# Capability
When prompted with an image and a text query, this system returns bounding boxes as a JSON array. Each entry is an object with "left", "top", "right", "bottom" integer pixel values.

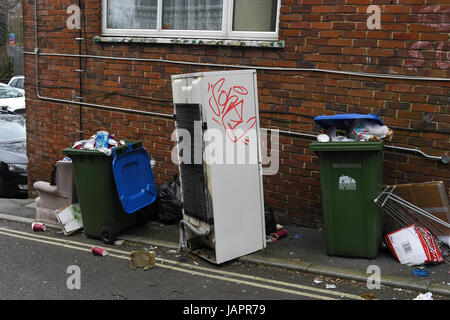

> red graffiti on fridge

[{"left": 208, "top": 78, "right": 256, "bottom": 145}]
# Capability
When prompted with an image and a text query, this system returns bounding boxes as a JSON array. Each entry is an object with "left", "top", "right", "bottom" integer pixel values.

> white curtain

[
  {"left": 107, "top": 0, "right": 158, "bottom": 29},
  {"left": 162, "top": 0, "right": 223, "bottom": 30}
]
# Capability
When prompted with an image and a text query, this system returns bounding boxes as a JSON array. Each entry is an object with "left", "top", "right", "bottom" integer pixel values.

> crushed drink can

[
  {"left": 92, "top": 247, "right": 108, "bottom": 257},
  {"left": 31, "top": 222, "right": 47, "bottom": 231}
]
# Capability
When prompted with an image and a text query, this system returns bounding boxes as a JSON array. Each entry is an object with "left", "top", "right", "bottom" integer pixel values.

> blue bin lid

[
  {"left": 112, "top": 145, "right": 157, "bottom": 214},
  {"left": 314, "top": 113, "right": 384, "bottom": 130}
]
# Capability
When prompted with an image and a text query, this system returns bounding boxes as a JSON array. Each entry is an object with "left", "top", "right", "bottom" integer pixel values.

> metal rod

[
  {"left": 384, "top": 145, "right": 449, "bottom": 164},
  {"left": 23, "top": 51, "right": 450, "bottom": 82}
]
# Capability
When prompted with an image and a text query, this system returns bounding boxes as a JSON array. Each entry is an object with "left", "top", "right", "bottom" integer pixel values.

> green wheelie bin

[
  {"left": 62, "top": 141, "right": 149, "bottom": 244},
  {"left": 310, "top": 141, "right": 384, "bottom": 258}
]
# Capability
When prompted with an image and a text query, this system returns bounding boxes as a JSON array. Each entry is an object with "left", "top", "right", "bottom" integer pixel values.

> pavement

[{"left": 1, "top": 197, "right": 449, "bottom": 297}]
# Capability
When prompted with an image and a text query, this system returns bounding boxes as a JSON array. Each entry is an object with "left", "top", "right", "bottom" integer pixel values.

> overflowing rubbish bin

[
  {"left": 310, "top": 114, "right": 386, "bottom": 258},
  {"left": 63, "top": 140, "right": 156, "bottom": 244}
]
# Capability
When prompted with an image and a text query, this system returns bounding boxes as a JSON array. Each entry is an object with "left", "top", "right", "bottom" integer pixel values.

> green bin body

[
  {"left": 62, "top": 141, "right": 144, "bottom": 244},
  {"left": 310, "top": 141, "right": 384, "bottom": 258}
]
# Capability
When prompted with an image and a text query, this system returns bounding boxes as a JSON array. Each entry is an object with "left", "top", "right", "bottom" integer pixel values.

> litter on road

[
  {"left": 130, "top": 251, "right": 156, "bottom": 271},
  {"left": 92, "top": 247, "right": 108, "bottom": 257},
  {"left": 31, "top": 222, "right": 46, "bottom": 232}
]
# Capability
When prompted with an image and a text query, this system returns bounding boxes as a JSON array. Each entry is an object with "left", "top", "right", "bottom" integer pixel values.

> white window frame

[{"left": 101, "top": 0, "right": 280, "bottom": 41}]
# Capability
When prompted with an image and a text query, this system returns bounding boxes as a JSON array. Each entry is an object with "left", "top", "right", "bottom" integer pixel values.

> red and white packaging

[
  {"left": 92, "top": 247, "right": 108, "bottom": 257},
  {"left": 31, "top": 222, "right": 47, "bottom": 232},
  {"left": 386, "top": 224, "right": 444, "bottom": 266}
]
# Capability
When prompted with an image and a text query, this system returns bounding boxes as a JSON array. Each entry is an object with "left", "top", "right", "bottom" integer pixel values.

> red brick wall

[{"left": 23, "top": 0, "right": 449, "bottom": 228}]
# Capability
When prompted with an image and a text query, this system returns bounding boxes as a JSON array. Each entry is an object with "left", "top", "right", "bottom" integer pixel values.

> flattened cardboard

[{"left": 55, "top": 204, "right": 83, "bottom": 236}]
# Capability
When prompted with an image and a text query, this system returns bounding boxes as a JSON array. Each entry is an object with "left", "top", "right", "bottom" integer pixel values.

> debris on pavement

[
  {"left": 114, "top": 240, "right": 124, "bottom": 246},
  {"left": 31, "top": 222, "right": 47, "bottom": 232},
  {"left": 394, "top": 288, "right": 413, "bottom": 293},
  {"left": 385, "top": 224, "right": 444, "bottom": 266},
  {"left": 130, "top": 251, "right": 156, "bottom": 271},
  {"left": 361, "top": 293, "right": 375, "bottom": 300},
  {"left": 55, "top": 204, "right": 83, "bottom": 236},
  {"left": 313, "top": 279, "right": 323, "bottom": 284},
  {"left": 325, "top": 284, "right": 337, "bottom": 289},
  {"left": 92, "top": 247, "right": 108, "bottom": 257},
  {"left": 413, "top": 267, "right": 429, "bottom": 277},
  {"left": 413, "top": 292, "right": 433, "bottom": 300},
  {"left": 266, "top": 224, "right": 287, "bottom": 243}
]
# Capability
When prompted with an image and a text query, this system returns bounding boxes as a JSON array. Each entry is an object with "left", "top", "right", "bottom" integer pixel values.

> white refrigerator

[{"left": 171, "top": 69, "right": 266, "bottom": 264}]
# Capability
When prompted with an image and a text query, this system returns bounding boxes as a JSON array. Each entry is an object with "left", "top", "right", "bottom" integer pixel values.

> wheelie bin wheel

[{"left": 101, "top": 227, "right": 116, "bottom": 244}]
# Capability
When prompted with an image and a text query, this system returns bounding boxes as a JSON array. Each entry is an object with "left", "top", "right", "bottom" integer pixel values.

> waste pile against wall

[{"left": 23, "top": 0, "right": 449, "bottom": 228}]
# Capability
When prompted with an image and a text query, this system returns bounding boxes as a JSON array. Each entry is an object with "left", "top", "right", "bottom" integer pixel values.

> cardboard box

[{"left": 386, "top": 224, "right": 444, "bottom": 266}]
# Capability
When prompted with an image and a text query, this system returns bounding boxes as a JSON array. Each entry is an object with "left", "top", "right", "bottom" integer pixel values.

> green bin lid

[{"left": 310, "top": 141, "right": 384, "bottom": 152}]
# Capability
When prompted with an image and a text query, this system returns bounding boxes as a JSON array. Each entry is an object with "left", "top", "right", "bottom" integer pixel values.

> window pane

[
  {"left": 233, "top": 0, "right": 277, "bottom": 32},
  {"left": 162, "top": 0, "right": 223, "bottom": 31},
  {"left": 107, "top": 0, "right": 158, "bottom": 29}
]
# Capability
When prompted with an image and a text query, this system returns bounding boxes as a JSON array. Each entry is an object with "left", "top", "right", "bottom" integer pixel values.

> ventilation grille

[{"left": 174, "top": 104, "right": 212, "bottom": 224}]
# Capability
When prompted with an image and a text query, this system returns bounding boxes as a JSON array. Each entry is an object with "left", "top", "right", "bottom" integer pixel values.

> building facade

[{"left": 23, "top": 0, "right": 449, "bottom": 228}]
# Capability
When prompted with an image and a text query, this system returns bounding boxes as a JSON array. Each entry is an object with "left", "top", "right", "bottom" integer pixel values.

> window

[
  {"left": 0, "top": 87, "right": 22, "bottom": 98},
  {"left": 102, "top": 0, "right": 280, "bottom": 40}
]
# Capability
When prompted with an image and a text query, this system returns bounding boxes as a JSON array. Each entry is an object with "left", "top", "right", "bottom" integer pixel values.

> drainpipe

[
  {"left": 76, "top": 0, "right": 83, "bottom": 140},
  {"left": 32, "top": 0, "right": 172, "bottom": 120}
]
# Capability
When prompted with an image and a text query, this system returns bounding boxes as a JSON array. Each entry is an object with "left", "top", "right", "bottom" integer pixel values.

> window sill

[{"left": 94, "top": 36, "right": 285, "bottom": 48}]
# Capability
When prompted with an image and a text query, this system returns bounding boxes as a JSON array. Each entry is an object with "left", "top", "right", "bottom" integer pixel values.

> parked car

[
  {"left": 7, "top": 76, "right": 25, "bottom": 95},
  {"left": 0, "top": 114, "right": 28, "bottom": 198},
  {"left": 0, "top": 83, "right": 25, "bottom": 116}
]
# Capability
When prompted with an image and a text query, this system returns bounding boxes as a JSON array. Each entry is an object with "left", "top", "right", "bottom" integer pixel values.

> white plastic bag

[
  {"left": 349, "top": 119, "right": 389, "bottom": 141},
  {"left": 413, "top": 292, "right": 433, "bottom": 300}
]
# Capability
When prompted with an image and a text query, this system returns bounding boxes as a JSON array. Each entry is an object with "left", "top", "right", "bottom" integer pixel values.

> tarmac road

[{"left": 0, "top": 219, "right": 447, "bottom": 306}]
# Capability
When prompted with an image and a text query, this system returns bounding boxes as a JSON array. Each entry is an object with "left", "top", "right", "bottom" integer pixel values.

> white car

[
  {"left": 0, "top": 83, "right": 25, "bottom": 116},
  {"left": 8, "top": 76, "right": 25, "bottom": 95}
]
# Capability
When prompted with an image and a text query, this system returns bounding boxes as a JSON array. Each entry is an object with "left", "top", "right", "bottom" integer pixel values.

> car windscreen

[
  {"left": 0, "top": 117, "right": 26, "bottom": 143},
  {"left": 0, "top": 87, "right": 23, "bottom": 98}
]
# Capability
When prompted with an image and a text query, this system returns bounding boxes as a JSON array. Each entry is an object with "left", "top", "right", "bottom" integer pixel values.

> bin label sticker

[
  {"left": 332, "top": 163, "right": 361, "bottom": 169},
  {"left": 339, "top": 175, "right": 356, "bottom": 191}
]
